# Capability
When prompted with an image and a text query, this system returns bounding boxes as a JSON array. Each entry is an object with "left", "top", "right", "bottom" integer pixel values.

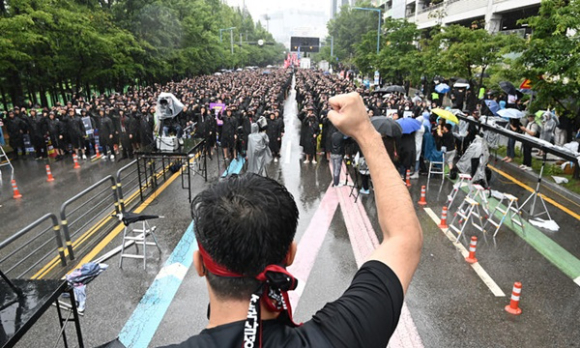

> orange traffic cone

[
  {"left": 418, "top": 185, "right": 427, "bottom": 205},
  {"left": 438, "top": 206, "right": 449, "bottom": 228},
  {"left": 505, "top": 282, "right": 522, "bottom": 315},
  {"left": 95, "top": 144, "right": 102, "bottom": 159},
  {"left": 45, "top": 164, "right": 55, "bottom": 182},
  {"left": 406, "top": 169, "right": 411, "bottom": 188},
  {"left": 465, "top": 236, "right": 478, "bottom": 263},
  {"left": 11, "top": 179, "right": 22, "bottom": 199},
  {"left": 73, "top": 153, "right": 81, "bottom": 169}
]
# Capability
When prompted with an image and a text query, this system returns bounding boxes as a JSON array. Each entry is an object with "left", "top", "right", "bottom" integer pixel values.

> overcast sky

[{"left": 227, "top": 0, "right": 331, "bottom": 23}]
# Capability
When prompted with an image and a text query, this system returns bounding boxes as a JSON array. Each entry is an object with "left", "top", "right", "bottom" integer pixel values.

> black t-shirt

[{"left": 159, "top": 261, "right": 404, "bottom": 348}]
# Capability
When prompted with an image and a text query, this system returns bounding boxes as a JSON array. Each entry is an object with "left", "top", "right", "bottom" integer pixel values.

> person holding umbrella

[{"left": 519, "top": 113, "right": 541, "bottom": 170}]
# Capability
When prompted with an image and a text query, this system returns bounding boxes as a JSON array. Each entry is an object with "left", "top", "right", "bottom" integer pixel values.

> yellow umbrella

[{"left": 432, "top": 108, "right": 459, "bottom": 124}]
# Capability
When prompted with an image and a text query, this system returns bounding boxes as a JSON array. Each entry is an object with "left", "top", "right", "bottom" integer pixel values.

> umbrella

[
  {"left": 497, "top": 108, "right": 525, "bottom": 119},
  {"left": 435, "top": 83, "right": 450, "bottom": 93},
  {"left": 454, "top": 78, "right": 470, "bottom": 89},
  {"left": 383, "top": 85, "right": 406, "bottom": 94},
  {"left": 484, "top": 100, "right": 500, "bottom": 116},
  {"left": 432, "top": 108, "right": 459, "bottom": 124},
  {"left": 371, "top": 116, "right": 402, "bottom": 138},
  {"left": 499, "top": 81, "right": 517, "bottom": 95},
  {"left": 372, "top": 87, "right": 388, "bottom": 94},
  {"left": 156, "top": 93, "right": 184, "bottom": 120},
  {"left": 396, "top": 117, "right": 422, "bottom": 134}
]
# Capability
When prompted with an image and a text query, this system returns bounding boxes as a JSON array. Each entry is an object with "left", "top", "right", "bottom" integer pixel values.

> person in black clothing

[
  {"left": 301, "top": 107, "right": 319, "bottom": 164},
  {"left": 98, "top": 109, "right": 115, "bottom": 160},
  {"left": 46, "top": 111, "right": 65, "bottom": 160},
  {"left": 266, "top": 111, "right": 284, "bottom": 162},
  {"left": 330, "top": 131, "right": 345, "bottom": 187},
  {"left": 30, "top": 109, "right": 48, "bottom": 159},
  {"left": 5, "top": 110, "right": 26, "bottom": 160},
  {"left": 65, "top": 108, "right": 87, "bottom": 160},
  {"left": 159, "top": 92, "right": 422, "bottom": 348},
  {"left": 220, "top": 108, "right": 238, "bottom": 160}
]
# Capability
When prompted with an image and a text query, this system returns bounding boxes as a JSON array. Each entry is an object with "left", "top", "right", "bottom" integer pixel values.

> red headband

[{"left": 197, "top": 243, "right": 301, "bottom": 348}]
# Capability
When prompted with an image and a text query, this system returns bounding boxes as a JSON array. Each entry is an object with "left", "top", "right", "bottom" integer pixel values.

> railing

[
  {"left": 417, "top": 1, "right": 445, "bottom": 14},
  {"left": 1, "top": 155, "right": 196, "bottom": 280},
  {"left": 60, "top": 175, "right": 120, "bottom": 261},
  {"left": 0, "top": 213, "right": 66, "bottom": 279}
]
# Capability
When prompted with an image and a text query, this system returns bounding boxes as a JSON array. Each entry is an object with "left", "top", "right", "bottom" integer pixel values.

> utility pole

[
  {"left": 263, "top": 14, "right": 271, "bottom": 32},
  {"left": 330, "top": 36, "right": 334, "bottom": 58},
  {"left": 230, "top": 29, "right": 234, "bottom": 54}
]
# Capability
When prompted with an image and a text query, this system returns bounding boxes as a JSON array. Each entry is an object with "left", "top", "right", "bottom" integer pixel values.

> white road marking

[
  {"left": 574, "top": 276, "right": 580, "bottom": 287},
  {"left": 285, "top": 141, "right": 292, "bottom": 164},
  {"left": 424, "top": 207, "right": 506, "bottom": 297}
]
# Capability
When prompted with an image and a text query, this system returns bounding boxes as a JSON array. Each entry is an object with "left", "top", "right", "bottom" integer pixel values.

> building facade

[{"left": 404, "top": 0, "right": 540, "bottom": 34}]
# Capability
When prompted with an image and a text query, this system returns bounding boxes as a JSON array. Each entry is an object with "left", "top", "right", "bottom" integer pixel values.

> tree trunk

[
  {"left": 39, "top": 87, "right": 49, "bottom": 107},
  {"left": 8, "top": 69, "right": 25, "bottom": 107},
  {"left": 0, "top": 84, "right": 8, "bottom": 109},
  {"left": 59, "top": 80, "right": 67, "bottom": 104}
]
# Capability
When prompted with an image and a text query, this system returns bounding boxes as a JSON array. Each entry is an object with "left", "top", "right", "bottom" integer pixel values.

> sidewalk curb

[{"left": 490, "top": 154, "right": 580, "bottom": 214}]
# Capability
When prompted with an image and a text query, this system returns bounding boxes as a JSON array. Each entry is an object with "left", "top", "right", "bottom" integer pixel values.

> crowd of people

[
  {"left": 2, "top": 68, "right": 579, "bottom": 186},
  {"left": 0, "top": 70, "right": 292, "bottom": 167}
]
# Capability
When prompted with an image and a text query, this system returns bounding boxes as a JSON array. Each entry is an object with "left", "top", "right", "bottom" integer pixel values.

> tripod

[{"left": 518, "top": 152, "right": 552, "bottom": 220}]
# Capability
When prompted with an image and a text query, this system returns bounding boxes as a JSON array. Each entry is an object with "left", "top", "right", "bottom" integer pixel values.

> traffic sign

[{"left": 520, "top": 79, "right": 532, "bottom": 89}]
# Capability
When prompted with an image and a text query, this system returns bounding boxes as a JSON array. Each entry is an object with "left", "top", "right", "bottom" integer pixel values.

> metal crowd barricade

[
  {"left": 0, "top": 213, "right": 67, "bottom": 279},
  {"left": 60, "top": 175, "right": 121, "bottom": 260}
]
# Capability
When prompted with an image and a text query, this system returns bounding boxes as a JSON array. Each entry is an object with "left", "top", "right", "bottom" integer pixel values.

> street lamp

[
  {"left": 353, "top": 7, "right": 382, "bottom": 55},
  {"left": 219, "top": 27, "right": 236, "bottom": 54}
]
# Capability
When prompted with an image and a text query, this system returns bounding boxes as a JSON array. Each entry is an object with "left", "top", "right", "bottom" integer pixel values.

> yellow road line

[
  {"left": 488, "top": 165, "right": 580, "bottom": 221},
  {"left": 32, "top": 159, "right": 185, "bottom": 279},
  {"left": 70, "top": 156, "right": 199, "bottom": 270}
]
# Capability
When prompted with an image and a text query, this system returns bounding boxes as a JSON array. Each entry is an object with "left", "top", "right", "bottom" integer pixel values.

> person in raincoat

[
  {"left": 456, "top": 134, "right": 490, "bottom": 187},
  {"left": 246, "top": 120, "right": 272, "bottom": 176}
]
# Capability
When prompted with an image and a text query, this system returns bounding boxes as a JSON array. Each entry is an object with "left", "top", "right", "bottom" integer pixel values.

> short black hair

[{"left": 191, "top": 174, "right": 299, "bottom": 300}]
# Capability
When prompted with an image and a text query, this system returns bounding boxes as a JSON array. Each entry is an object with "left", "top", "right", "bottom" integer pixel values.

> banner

[{"left": 210, "top": 103, "right": 226, "bottom": 126}]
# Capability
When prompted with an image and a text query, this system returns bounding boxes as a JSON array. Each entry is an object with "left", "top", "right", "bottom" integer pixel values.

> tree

[
  {"left": 421, "top": 25, "right": 523, "bottom": 88},
  {"left": 0, "top": 0, "right": 285, "bottom": 108},
  {"left": 513, "top": 0, "right": 580, "bottom": 113},
  {"left": 374, "top": 18, "right": 421, "bottom": 86},
  {"left": 326, "top": 2, "right": 380, "bottom": 65}
]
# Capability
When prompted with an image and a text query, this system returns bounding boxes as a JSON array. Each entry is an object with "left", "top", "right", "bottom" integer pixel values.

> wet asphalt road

[{"left": 2, "top": 83, "right": 580, "bottom": 348}]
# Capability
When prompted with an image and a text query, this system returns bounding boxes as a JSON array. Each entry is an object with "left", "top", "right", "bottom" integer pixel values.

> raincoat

[
  {"left": 247, "top": 123, "right": 272, "bottom": 176},
  {"left": 456, "top": 135, "right": 490, "bottom": 186}
]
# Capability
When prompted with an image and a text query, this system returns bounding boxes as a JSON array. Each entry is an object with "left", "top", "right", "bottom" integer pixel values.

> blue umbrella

[
  {"left": 484, "top": 99, "right": 500, "bottom": 116},
  {"left": 497, "top": 108, "right": 525, "bottom": 119},
  {"left": 396, "top": 118, "right": 422, "bottom": 134},
  {"left": 435, "top": 83, "right": 450, "bottom": 93}
]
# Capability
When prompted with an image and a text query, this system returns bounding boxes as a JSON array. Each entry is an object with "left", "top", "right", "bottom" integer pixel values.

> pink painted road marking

[
  {"left": 333, "top": 162, "right": 425, "bottom": 348},
  {"left": 288, "top": 185, "right": 339, "bottom": 310}
]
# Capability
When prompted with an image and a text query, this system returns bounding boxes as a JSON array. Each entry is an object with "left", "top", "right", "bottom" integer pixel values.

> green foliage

[
  {"left": 374, "top": 18, "right": 421, "bottom": 85},
  {"left": 512, "top": 0, "right": 580, "bottom": 113},
  {"left": 0, "top": 0, "right": 285, "bottom": 107},
  {"left": 421, "top": 25, "right": 523, "bottom": 84},
  {"left": 326, "top": 1, "right": 379, "bottom": 64}
]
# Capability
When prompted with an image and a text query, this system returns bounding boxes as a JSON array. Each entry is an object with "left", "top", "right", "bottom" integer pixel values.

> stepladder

[
  {"left": 118, "top": 212, "right": 162, "bottom": 269},
  {"left": 0, "top": 145, "right": 15, "bottom": 183},
  {"left": 447, "top": 173, "right": 472, "bottom": 210},
  {"left": 483, "top": 193, "right": 526, "bottom": 237},
  {"left": 449, "top": 197, "right": 485, "bottom": 243}
]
